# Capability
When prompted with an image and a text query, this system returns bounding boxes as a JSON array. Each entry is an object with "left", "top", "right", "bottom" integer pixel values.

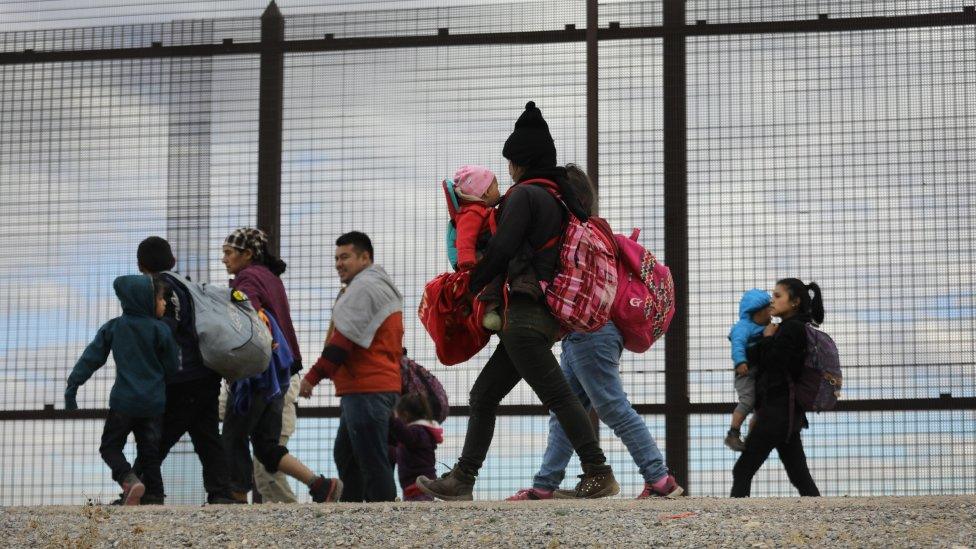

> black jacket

[
  {"left": 470, "top": 167, "right": 587, "bottom": 295},
  {"left": 748, "top": 313, "right": 810, "bottom": 431}
]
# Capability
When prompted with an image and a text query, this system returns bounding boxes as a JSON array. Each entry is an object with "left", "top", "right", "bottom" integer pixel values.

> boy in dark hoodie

[
  {"left": 724, "top": 288, "right": 772, "bottom": 452},
  {"left": 388, "top": 393, "right": 444, "bottom": 502},
  {"left": 65, "top": 274, "right": 179, "bottom": 505}
]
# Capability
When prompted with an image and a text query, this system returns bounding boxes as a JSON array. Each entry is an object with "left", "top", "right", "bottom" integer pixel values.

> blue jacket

[
  {"left": 728, "top": 288, "right": 771, "bottom": 367},
  {"left": 66, "top": 275, "right": 179, "bottom": 417}
]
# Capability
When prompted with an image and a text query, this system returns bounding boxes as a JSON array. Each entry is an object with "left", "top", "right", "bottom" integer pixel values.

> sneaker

[
  {"left": 415, "top": 467, "right": 476, "bottom": 501},
  {"left": 309, "top": 475, "right": 343, "bottom": 503},
  {"left": 120, "top": 473, "right": 145, "bottom": 506},
  {"left": 506, "top": 487, "right": 554, "bottom": 501},
  {"left": 206, "top": 494, "right": 242, "bottom": 505},
  {"left": 725, "top": 429, "right": 746, "bottom": 452},
  {"left": 637, "top": 473, "right": 684, "bottom": 499},
  {"left": 482, "top": 311, "right": 503, "bottom": 332},
  {"left": 140, "top": 493, "right": 165, "bottom": 505},
  {"left": 572, "top": 464, "right": 620, "bottom": 499}
]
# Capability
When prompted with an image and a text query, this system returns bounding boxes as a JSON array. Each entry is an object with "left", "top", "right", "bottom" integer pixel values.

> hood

[
  {"left": 738, "top": 288, "right": 771, "bottom": 320},
  {"left": 409, "top": 419, "right": 444, "bottom": 444},
  {"left": 114, "top": 274, "right": 156, "bottom": 317}
]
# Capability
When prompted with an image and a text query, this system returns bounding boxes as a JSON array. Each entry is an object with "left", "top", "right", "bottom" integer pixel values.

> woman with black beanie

[
  {"left": 417, "top": 102, "right": 618, "bottom": 500},
  {"left": 730, "top": 278, "right": 823, "bottom": 497}
]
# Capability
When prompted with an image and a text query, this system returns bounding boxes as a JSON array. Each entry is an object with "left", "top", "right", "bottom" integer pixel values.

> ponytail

[
  {"left": 263, "top": 253, "right": 287, "bottom": 277},
  {"left": 806, "top": 282, "right": 824, "bottom": 324}
]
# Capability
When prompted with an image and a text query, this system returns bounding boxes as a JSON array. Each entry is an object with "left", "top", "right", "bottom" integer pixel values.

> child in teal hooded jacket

[{"left": 65, "top": 274, "right": 179, "bottom": 505}]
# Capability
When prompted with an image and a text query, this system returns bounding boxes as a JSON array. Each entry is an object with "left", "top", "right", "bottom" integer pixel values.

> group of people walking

[{"left": 65, "top": 101, "right": 824, "bottom": 504}]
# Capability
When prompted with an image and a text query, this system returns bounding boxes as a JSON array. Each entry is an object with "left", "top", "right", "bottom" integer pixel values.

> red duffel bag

[{"left": 418, "top": 270, "right": 490, "bottom": 366}]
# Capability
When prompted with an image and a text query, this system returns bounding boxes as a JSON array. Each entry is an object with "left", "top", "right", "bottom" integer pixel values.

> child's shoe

[
  {"left": 482, "top": 310, "right": 503, "bottom": 332},
  {"left": 637, "top": 473, "right": 684, "bottom": 499},
  {"left": 415, "top": 467, "right": 476, "bottom": 501},
  {"left": 724, "top": 428, "right": 746, "bottom": 452},
  {"left": 506, "top": 487, "right": 554, "bottom": 501},
  {"left": 309, "top": 475, "right": 343, "bottom": 503},
  {"left": 120, "top": 472, "right": 145, "bottom": 506},
  {"left": 572, "top": 464, "right": 619, "bottom": 499}
]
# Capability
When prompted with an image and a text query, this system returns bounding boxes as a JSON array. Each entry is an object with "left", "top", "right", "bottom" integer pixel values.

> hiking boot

[
  {"left": 725, "top": 429, "right": 746, "bottom": 452},
  {"left": 415, "top": 467, "right": 476, "bottom": 501},
  {"left": 552, "top": 488, "right": 578, "bottom": 499},
  {"left": 140, "top": 493, "right": 165, "bottom": 505},
  {"left": 637, "top": 473, "right": 684, "bottom": 499},
  {"left": 229, "top": 491, "right": 250, "bottom": 504},
  {"left": 506, "top": 487, "right": 553, "bottom": 501},
  {"left": 309, "top": 475, "right": 343, "bottom": 503},
  {"left": 573, "top": 464, "right": 619, "bottom": 499},
  {"left": 482, "top": 311, "right": 503, "bottom": 332},
  {"left": 120, "top": 472, "right": 145, "bottom": 506}
]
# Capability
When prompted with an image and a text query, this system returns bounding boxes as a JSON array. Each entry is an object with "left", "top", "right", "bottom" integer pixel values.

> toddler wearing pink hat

[
  {"left": 449, "top": 165, "right": 501, "bottom": 271},
  {"left": 444, "top": 165, "right": 504, "bottom": 331}
]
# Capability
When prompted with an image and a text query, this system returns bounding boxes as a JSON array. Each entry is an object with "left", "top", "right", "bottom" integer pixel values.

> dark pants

[
  {"left": 730, "top": 408, "right": 820, "bottom": 498},
  {"left": 334, "top": 392, "right": 398, "bottom": 502},
  {"left": 133, "top": 378, "right": 230, "bottom": 499},
  {"left": 458, "top": 295, "right": 606, "bottom": 475},
  {"left": 100, "top": 410, "right": 163, "bottom": 495},
  {"left": 222, "top": 388, "right": 289, "bottom": 494}
]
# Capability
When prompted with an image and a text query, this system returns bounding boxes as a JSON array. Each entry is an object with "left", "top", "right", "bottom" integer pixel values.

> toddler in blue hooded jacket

[
  {"left": 65, "top": 274, "right": 179, "bottom": 505},
  {"left": 724, "top": 288, "right": 771, "bottom": 452}
]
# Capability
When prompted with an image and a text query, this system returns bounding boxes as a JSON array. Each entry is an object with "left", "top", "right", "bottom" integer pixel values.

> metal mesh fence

[{"left": 0, "top": 0, "right": 974, "bottom": 505}]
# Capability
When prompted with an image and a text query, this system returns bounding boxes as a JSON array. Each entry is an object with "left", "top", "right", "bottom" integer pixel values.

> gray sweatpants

[{"left": 733, "top": 368, "right": 757, "bottom": 416}]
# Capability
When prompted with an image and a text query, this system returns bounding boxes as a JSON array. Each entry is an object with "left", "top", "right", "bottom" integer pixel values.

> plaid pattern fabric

[
  {"left": 224, "top": 227, "right": 269, "bottom": 260},
  {"left": 543, "top": 213, "right": 618, "bottom": 334},
  {"left": 610, "top": 229, "right": 675, "bottom": 353}
]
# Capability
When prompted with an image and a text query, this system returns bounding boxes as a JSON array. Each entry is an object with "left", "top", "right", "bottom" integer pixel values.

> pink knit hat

[{"left": 453, "top": 165, "right": 496, "bottom": 200}]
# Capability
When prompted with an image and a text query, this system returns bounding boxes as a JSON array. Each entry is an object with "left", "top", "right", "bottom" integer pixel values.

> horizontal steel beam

[
  {"left": 3, "top": 397, "right": 973, "bottom": 421},
  {"left": 2, "top": 9, "right": 974, "bottom": 65}
]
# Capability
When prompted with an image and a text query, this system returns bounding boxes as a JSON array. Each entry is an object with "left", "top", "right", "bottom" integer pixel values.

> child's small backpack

[
  {"left": 162, "top": 271, "right": 272, "bottom": 382},
  {"left": 443, "top": 178, "right": 462, "bottom": 270},
  {"left": 400, "top": 351, "right": 450, "bottom": 423},
  {"left": 525, "top": 179, "right": 618, "bottom": 334},
  {"left": 609, "top": 229, "right": 676, "bottom": 353},
  {"left": 791, "top": 323, "right": 843, "bottom": 412}
]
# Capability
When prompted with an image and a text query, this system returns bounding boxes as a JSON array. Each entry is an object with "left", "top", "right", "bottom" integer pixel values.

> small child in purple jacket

[{"left": 389, "top": 393, "right": 444, "bottom": 501}]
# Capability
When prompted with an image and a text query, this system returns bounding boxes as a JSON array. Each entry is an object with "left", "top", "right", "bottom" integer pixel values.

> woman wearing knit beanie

[{"left": 417, "top": 102, "right": 619, "bottom": 501}]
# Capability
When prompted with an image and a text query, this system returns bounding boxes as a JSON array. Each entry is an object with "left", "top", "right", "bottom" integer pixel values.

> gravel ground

[{"left": 2, "top": 496, "right": 974, "bottom": 548}]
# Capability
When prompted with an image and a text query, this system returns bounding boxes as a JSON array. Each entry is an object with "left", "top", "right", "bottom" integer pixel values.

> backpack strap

[
  {"left": 517, "top": 178, "right": 567, "bottom": 252},
  {"left": 442, "top": 178, "right": 461, "bottom": 223}
]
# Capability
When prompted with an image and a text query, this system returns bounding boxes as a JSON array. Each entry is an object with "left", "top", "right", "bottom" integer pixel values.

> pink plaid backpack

[
  {"left": 525, "top": 179, "right": 618, "bottom": 334},
  {"left": 610, "top": 228, "right": 675, "bottom": 353}
]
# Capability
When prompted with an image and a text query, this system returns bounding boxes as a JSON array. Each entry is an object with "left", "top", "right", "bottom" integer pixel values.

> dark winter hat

[
  {"left": 137, "top": 236, "right": 176, "bottom": 273},
  {"left": 502, "top": 101, "right": 557, "bottom": 170}
]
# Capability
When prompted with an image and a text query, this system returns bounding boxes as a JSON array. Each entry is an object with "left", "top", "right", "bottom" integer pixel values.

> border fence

[{"left": 1, "top": 0, "right": 974, "bottom": 505}]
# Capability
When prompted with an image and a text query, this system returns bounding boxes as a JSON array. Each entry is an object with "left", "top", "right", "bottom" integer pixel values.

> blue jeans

[
  {"left": 533, "top": 322, "right": 668, "bottom": 490},
  {"left": 334, "top": 392, "right": 398, "bottom": 502}
]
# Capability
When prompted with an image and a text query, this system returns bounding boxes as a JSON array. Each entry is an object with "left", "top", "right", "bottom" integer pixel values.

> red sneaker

[
  {"left": 637, "top": 473, "right": 683, "bottom": 499},
  {"left": 505, "top": 487, "right": 554, "bottom": 501}
]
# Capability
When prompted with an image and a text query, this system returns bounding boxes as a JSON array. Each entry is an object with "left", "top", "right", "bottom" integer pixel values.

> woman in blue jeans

[{"left": 507, "top": 165, "right": 682, "bottom": 500}]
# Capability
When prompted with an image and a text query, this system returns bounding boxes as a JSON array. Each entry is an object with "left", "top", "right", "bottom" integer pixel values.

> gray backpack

[{"left": 163, "top": 271, "right": 272, "bottom": 382}]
